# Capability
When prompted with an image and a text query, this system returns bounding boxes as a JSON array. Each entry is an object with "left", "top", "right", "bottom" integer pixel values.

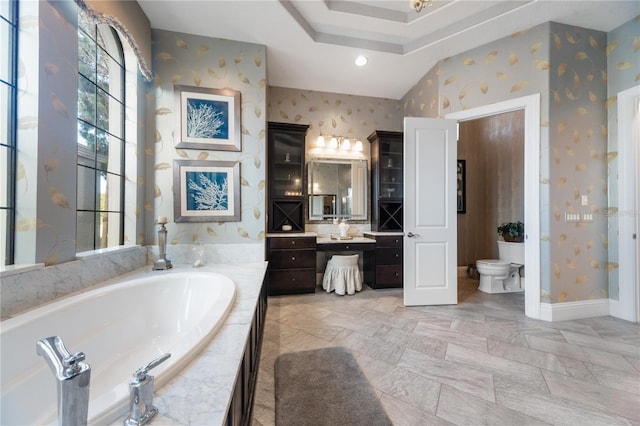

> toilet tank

[{"left": 497, "top": 241, "right": 525, "bottom": 265}]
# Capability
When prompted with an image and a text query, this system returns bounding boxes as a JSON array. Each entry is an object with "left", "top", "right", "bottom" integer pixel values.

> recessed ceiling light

[{"left": 355, "top": 55, "right": 368, "bottom": 67}]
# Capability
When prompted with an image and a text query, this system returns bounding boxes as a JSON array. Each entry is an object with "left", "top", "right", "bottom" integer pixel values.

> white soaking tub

[{"left": 0, "top": 269, "right": 236, "bottom": 425}]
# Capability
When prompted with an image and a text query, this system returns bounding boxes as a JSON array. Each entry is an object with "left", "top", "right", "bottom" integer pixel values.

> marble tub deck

[
  {"left": 252, "top": 278, "right": 640, "bottom": 426},
  {"left": 104, "top": 262, "right": 268, "bottom": 426}
]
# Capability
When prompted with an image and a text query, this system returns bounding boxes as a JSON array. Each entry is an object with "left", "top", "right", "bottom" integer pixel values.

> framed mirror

[{"left": 308, "top": 159, "right": 367, "bottom": 221}]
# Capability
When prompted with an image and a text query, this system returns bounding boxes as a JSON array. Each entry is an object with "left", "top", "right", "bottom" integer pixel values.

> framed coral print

[
  {"left": 174, "top": 85, "right": 241, "bottom": 151},
  {"left": 173, "top": 160, "right": 241, "bottom": 222},
  {"left": 457, "top": 159, "right": 466, "bottom": 214}
]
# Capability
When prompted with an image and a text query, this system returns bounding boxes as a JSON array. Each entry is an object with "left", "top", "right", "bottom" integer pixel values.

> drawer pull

[
  {"left": 291, "top": 277, "right": 296, "bottom": 281},
  {"left": 291, "top": 256, "right": 296, "bottom": 261},
  {"left": 345, "top": 245, "right": 350, "bottom": 249},
  {"left": 395, "top": 253, "right": 399, "bottom": 258},
  {"left": 395, "top": 272, "right": 399, "bottom": 277},
  {"left": 395, "top": 239, "right": 400, "bottom": 244},
  {"left": 291, "top": 241, "right": 296, "bottom": 245}
]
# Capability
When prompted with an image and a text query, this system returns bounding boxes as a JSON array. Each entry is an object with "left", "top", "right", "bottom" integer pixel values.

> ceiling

[{"left": 137, "top": 0, "right": 639, "bottom": 100}]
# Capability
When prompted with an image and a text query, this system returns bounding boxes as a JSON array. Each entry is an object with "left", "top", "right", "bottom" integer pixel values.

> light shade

[
  {"left": 316, "top": 135, "right": 325, "bottom": 147},
  {"left": 354, "top": 140, "right": 363, "bottom": 152},
  {"left": 329, "top": 137, "right": 338, "bottom": 149},
  {"left": 341, "top": 139, "right": 351, "bottom": 151}
]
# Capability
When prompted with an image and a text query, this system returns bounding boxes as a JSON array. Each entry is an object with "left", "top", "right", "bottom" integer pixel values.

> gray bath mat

[{"left": 274, "top": 346, "right": 392, "bottom": 426}]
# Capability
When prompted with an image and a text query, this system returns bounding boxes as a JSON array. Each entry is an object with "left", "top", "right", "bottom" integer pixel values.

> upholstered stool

[{"left": 322, "top": 254, "right": 362, "bottom": 296}]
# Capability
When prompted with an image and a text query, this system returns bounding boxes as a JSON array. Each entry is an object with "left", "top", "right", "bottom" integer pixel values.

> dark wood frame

[{"left": 457, "top": 159, "right": 466, "bottom": 214}]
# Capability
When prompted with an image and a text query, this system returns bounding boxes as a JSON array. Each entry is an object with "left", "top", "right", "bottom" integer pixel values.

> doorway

[
  {"left": 457, "top": 110, "right": 525, "bottom": 267},
  {"left": 447, "top": 94, "right": 541, "bottom": 320}
]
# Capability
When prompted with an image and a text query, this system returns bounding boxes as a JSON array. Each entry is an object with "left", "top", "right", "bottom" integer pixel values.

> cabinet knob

[
  {"left": 395, "top": 272, "right": 399, "bottom": 277},
  {"left": 291, "top": 256, "right": 296, "bottom": 261},
  {"left": 291, "top": 240, "right": 296, "bottom": 245},
  {"left": 395, "top": 253, "right": 399, "bottom": 258},
  {"left": 291, "top": 276, "right": 296, "bottom": 281},
  {"left": 345, "top": 245, "right": 350, "bottom": 249},
  {"left": 395, "top": 239, "right": 400, "bottom": 244}
]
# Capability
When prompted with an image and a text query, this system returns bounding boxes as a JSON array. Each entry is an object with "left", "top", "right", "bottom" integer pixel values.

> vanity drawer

[
  {"left": 268, "top": 250, "right": 316, "bottom": 269},
  {"left": 375, "top": 235, "right": 403, "bottom": 247},
  {"left": 268, "top": 269, "right": 316, "bottom": 294},
  {"left": 268, "top": 237, "right": 316, "bottom": 250},
  {"left": 376, "top": 247, "right": 403, "bottom": 265},
  {"left": 375, "top": 265, "right": 403, "bottom": 287}
]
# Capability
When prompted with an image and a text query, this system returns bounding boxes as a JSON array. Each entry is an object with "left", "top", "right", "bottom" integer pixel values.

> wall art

[
  {"left": 175, "top": 85, "right": 241, "bottom": 151},
  {"left": 173, "top": 160, "right": 240, "bottom": 222}
]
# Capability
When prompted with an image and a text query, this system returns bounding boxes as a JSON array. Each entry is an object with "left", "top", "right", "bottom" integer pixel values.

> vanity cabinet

[
  {"left": 266, "top": 236, "right": 317, "bottom": 295},
  {"left": 364, "top": 233, "right": 403, "bottom": 288},
  {"left": 368, "top": 130, "right": 403, "bottom": 231},
  {"left": 267, "top": 122, "right": 309, "bottom": 233}
]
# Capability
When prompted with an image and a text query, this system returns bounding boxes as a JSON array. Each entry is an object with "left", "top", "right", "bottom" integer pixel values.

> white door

[{"left": 404, "top": 117, "right": 458, "bottom": 306}]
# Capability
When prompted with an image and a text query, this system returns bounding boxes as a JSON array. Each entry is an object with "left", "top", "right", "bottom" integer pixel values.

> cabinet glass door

[
  {"left": 379, "top": 139, "right": 403, "bottom": 200},
  {"left": 272, "top": 132, "right": 303, "bottom": 197}
]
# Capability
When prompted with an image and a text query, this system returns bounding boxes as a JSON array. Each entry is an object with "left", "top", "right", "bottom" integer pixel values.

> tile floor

[{"left": 251, "top": 278, "right": 640, "bottom": 426}]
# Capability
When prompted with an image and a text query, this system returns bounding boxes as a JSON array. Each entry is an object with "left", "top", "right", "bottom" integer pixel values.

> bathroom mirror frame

[{"left": 307, "top": 158, "right": 368, "bottom": 222}]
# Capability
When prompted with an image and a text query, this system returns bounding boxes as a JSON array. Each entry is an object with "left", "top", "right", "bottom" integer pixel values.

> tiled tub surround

[
  {"left": 1, "top": 243, "right": 264, "bottom": 320},
  {"left": 1, "top": 259, "right": 267, "bottom": 425}
]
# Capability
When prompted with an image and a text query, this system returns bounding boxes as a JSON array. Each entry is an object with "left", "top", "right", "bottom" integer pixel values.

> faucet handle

[
  {"left": 133, "top": 353, "right": 171, "bottom": 382},
  {"left": 63, "top": 351, "right": 86, "bottom": 374}
]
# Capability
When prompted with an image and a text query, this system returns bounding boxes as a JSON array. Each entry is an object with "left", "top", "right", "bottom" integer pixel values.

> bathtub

[{"left": 0, "top": 269, "right": 236, "bottom": 425}]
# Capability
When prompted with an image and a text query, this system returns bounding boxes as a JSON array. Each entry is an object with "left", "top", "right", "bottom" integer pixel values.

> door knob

[{"left": 407, "top": 232, "right": 421, "bottom": 238}]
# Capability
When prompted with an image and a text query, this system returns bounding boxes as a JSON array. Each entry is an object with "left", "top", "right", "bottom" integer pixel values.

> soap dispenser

[{"left": 339, "top": 220, "right": 349, "bottom": 239}]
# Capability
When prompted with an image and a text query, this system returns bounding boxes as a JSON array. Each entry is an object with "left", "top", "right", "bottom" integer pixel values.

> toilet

[{"left": 476, "top": 241, "right": 524, "bottom": 293}]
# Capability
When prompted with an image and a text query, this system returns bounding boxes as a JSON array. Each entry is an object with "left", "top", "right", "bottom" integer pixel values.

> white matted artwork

[
  {"left": 173, "top": 160, "right": 240, "bottom": 222},
  {"left": 174, "top": 85, "right": 241, "bottom": 151}
]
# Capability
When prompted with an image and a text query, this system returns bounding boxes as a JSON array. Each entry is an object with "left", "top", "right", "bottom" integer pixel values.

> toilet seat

[{"left": 477, "top": 259, "right": 510, "bottom": 267}]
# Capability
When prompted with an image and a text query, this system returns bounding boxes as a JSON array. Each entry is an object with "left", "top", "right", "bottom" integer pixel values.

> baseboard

[{"left": 539, "top": 299, "right": 609, "bottom": 322}]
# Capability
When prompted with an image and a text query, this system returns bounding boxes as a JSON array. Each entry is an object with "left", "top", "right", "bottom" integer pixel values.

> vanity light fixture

[
  {"left": 354, "top": 139, "right": 363, "bottom": 152},
  {"left": 316, "top": 135, "right": 326, "bottom": 147},
  {"left": 355, "top": 55, "right": 368, "bottom": 67},
  {"left": 329, "top": 136, "right": 339, "bottom": 149}
]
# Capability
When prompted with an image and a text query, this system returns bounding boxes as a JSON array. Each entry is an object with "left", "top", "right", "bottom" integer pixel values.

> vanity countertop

[
  {"left": 363, "top": 231, "right": 405, "bottom": 237},
  {"left": 316, "top": 236, "right": 375, "bottom": 244},
  {"left": 266, "top": 232, "right": 317, "bottom": 238}
]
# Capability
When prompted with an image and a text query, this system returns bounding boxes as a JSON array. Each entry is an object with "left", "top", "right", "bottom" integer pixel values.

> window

[
  {"left": 0, "top": 0, "right": 18, "bottom": 266},
  {"left": 76, "top": 11, "right": 125, "bottom": 252}
]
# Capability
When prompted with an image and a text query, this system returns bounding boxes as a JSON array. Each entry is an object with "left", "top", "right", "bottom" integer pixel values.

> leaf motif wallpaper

[
  {"left": 148, "top": 30, "right": 267, "bottom": 245},
  {"left": 267, "top": 86, "right": 403, "bottom": 159},
  {"left": 399, "top": 18, "right": 639, "bottom": 303},
  {"left": 605, "top": 16, "right": 640, "bottom": 300},
  {"left": 14, "top": 0, "right": 79, "bottom": 266}
]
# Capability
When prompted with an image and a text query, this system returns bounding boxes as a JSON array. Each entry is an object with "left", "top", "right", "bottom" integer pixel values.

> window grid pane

[
  {"left": 1, "top": 0, "right": 17, "bottom": 266},
  {"left": 76, "top": 9, "right": 125, "bottom": 253}
]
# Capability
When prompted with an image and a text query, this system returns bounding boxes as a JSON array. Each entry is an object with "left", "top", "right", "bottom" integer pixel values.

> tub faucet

[
  {"left": 36, "top": 336, "right": 91, "bottom": 426},
  {"left": 124, "top": 353, "right": 171, "bottom": 426}
]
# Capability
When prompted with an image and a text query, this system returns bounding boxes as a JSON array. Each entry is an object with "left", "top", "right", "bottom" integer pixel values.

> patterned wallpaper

[
  {"left": 605, "top": 17, "right": 640, "bottom": 300},
  {"left": 399, "top": 18, "right": 639, "bottom": 303},
  {"left": 14, "top": 0, "right": 80, "bottom": 265},
  {"left": 147, "top": 30, "right": 267, "bottom": 245},
  {"left": 267, "top": 86, "right": 403, "bottom": 162}
]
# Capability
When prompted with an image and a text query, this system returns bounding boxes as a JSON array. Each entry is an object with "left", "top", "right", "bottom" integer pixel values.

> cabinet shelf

[
  {"left": 268, "top": 122, "right": 309, "bottom": 233},
  {"left": 369, "top": 130, "right": 404, "bottom": 232}
]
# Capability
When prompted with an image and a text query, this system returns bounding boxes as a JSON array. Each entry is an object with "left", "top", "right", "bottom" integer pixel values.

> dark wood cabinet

[
  {"left": 368, "top": 130, "right": 403, "bottom": 231},
  {"left": 364, "top": 233, "right": 403, "bottom": 288},
  {"left": 225, "top": 276, "right": 267, "bottom": 426},
  {"left": 266, "top": 236, "right": 317, "bottom": 295},
  {"left": 267, "top": 122, "right": 309, "bottom": 233}
]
